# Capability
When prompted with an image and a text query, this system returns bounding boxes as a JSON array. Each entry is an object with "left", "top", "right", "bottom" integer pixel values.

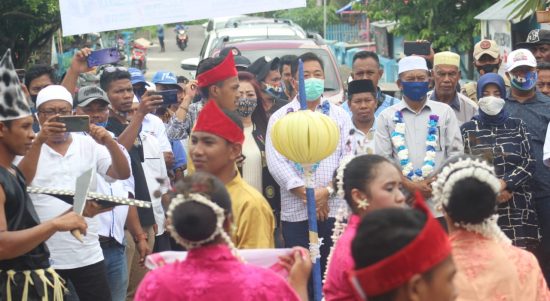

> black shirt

[
  {"left": 0, "top": 165, "right": 50, "bottom": 270},
  {"left": 107, "top": 117, "right": 155, "bottom": 227}
]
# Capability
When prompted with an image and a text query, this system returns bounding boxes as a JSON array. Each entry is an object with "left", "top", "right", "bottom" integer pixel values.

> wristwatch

[{"left": 326, "top": 185, "right": 335, "bottom": 197}]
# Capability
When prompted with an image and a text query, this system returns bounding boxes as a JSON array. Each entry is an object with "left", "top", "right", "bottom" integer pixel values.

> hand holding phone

[
  {"left": 56, "top": 115, "right": 90, "bottom": 132},
  {"left": 87, "top": 48, "right": 120, "bottom": 67},
  {"left": 151, "top": 89, "right": 179, "bottom": 105}
]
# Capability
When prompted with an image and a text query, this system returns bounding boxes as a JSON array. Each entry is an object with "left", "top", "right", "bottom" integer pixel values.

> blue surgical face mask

[
  {"left": 304, "top": 78, "right": 324, "bottom": 102},
  {"left": 510, "top": 71, "right": 538, "bottom": 91},
  {"left": 401, "top": 81, "right": 430, "bottom": 101},
  {"left": 95, "top": 121, "right": 109, "bottom": 128}
]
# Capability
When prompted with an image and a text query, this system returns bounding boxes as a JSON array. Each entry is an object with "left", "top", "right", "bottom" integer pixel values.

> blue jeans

[
  {"left": 101, "top": 240, "right": 128, "bottom": 301},
  {"left": 282, "top": 218, "right": 335, "bottom": 300}
]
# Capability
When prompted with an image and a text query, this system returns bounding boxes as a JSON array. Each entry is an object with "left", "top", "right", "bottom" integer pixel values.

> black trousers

[{"left": 57, "top": 261, "right": 112, "bottom": 301}]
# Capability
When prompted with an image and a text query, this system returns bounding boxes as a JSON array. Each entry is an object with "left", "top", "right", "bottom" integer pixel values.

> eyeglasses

[
  {"left": 103, "top": 66, "right": 128, "bottom": 73},
  {"left": 38, "top": 109, "right": 72, "bottom": 117}
]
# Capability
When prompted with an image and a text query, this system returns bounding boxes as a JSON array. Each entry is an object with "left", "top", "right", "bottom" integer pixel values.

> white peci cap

[
  {"left": 36, "top": 85, "right": 73, "bottom": 109},
  {"left": 398, "top": 56, "right": 428, "bottom": 74}
]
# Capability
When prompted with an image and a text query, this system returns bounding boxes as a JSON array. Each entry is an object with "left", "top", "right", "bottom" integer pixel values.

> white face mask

[{"left": 478, "top": 96, "right": 505, "bottom": 116}]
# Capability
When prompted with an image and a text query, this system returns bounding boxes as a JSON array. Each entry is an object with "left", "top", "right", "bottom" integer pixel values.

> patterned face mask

[{"left": 236, "top": 98, "right": 257, "bottom": 117}]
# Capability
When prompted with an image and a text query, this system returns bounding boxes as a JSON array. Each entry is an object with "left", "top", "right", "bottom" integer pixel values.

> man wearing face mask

[
  {"left": 505, "top": 48, "right": 550, "bottom": 282},
  {"left": 375, "top": 56, "right": 463, "bottom": 214},
  {"left": 266, "top": 52, "right": 352, "bottom": 275},
  {"left": 74, "top": 86, "right": 150, "bottom": 301},
  {"left": 247, "top": 56, "right": 288, "bottom": 106},
  {"left": 462, "top": 39, "right": 510, "bottom": 102}
]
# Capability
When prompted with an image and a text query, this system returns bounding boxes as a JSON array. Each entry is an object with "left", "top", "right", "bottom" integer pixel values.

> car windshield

[{"left": 238, "top": 48, "right": 340, "bottom": 91}]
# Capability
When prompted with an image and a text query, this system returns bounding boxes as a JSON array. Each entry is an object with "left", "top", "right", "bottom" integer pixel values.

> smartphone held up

[{"left": 55, "top": 115, "right": 90, "bottom": 132}]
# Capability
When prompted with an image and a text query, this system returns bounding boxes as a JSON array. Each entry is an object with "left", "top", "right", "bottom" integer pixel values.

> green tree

[
  {"left": 0, "top": 0, "right": 60, "bottom": 68},
  {"left": 364, "top": 0, "right": 494, "bottom": 52}
]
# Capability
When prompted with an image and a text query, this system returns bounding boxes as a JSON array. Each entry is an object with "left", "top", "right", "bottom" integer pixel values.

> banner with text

[{"left": 59, "top": 0, "right": 306, "bottom": 36}]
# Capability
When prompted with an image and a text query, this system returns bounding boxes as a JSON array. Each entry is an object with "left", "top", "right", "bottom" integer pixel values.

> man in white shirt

[
  {"left": 266, "top": 52, "right": 352, "bottom": 275},
  {"left": 75, "top": 86, "right": 150, "bottom": 301},
  {"left": 345, "top": 79, "right": 378, "bottom": 155},
  {"left": 17, "top": 85, "right": 131, "bottom": 301},
  {"left": 375, "top": 56, "right": 463, "bottom": 214}
]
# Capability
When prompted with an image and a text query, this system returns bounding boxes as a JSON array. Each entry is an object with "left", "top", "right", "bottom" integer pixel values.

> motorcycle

[
  {"left": 130, "top": 43, "right": 147, "bottom": 72},
  {"left": 176, "top": 29, "right": 188, "bottom": 50}
]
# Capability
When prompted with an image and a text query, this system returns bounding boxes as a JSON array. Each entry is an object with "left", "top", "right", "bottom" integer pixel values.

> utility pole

[{"left": 323, "top": 0, "right": 327, "bottom": 38}]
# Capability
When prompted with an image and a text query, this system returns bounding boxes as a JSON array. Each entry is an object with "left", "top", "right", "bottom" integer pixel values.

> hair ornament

[
  {"left": 167, "top": 193, "right": 242, "bottom": 260},
  {"left": 336, "top": 155, "right": 355, "bottom": 200}
]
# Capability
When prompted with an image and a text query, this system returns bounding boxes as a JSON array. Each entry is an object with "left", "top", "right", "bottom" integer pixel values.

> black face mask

[
  {"left": 426, "top": 60, "right": 433, "bottom": 70},
  {"left": 477, "top": 64, "right": 499, "bottom": 75}
]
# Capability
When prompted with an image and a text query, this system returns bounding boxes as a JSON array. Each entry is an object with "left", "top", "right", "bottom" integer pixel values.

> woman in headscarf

[{"left": 460, "top": 73, "right": 539, "bottom": 252}]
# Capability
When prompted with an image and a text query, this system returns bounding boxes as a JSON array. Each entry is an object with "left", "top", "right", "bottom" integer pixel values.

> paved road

[{"left": 144, "top": 25, "right": 205, "bottom": 80}]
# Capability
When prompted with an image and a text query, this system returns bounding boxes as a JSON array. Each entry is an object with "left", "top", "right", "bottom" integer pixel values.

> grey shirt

[
  {"left": 375, "top": 99, "right": 464, "bottom": 176},
  {"left": 428, "top": 90, "right": 478, "bottom": 125}
]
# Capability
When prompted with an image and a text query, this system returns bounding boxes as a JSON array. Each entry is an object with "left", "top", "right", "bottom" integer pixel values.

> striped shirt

[{"left": 266, "top": 97, "right": 352, "bottom": 222}]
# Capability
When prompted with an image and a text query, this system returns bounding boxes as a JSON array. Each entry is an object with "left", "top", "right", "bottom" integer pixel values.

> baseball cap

[
  {"left": 76, "top": 86, "right": 110, "bottom": 107},
  {"left": 36, "top": 85, "right": 73, "bottom": 109},
  {"left": 247, "top": 56, "right": 281, "bottom": 82},
  {"left": 152, "top": 71, "right": 178, "bottom": 85},
  {"left": 473, "top": 40, "right": 500, "bottom": 60},
  {"left": 128, "top": 67, "right": 149, "bottom": 86},
  {"left": 505, "top": 49, "right": 537, "bottom": 72},
  {"left": 516, "top": 29, "right": 550, "bottom": 49},
  {"left": 220, "top": 47, "right": 251, "bottom": 70}
]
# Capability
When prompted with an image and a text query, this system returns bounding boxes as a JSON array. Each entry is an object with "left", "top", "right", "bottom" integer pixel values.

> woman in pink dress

[
  {"left": 323, "top": 155, "right": 406, "bottom": 300},
  {"left": 432, "top": 156, "right": 550, "bottom": 301},
  {"left": 135, "top": 172, "right": 311, "bottom": 301}
]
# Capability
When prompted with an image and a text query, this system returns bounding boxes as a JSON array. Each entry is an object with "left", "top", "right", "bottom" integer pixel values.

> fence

[{"left": 326, "top": 23, "right": 362, "bottom": 43}]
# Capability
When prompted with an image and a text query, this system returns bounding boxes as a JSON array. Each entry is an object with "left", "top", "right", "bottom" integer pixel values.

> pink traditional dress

[
  {"left": 135, "top": 244, "right": 300, "bottom": 301},
  {"left": 323, "top": 214, "right": 361, "bottom": 301},
  {"left": 450, "top": 229, "right": 550, "bottom": 301}
]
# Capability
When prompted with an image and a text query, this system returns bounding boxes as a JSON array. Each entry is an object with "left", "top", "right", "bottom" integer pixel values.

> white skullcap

[
  {"left": 36, "top": 85, "right": 73, "bottom": 109},
  {"left": 398, "top": 56, "right": 428, "bottom": 74}
]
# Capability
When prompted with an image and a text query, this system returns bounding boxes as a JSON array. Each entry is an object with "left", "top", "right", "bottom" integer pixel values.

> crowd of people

[{"left": 5, "top": 27, "right": 550, "bottom": 301}]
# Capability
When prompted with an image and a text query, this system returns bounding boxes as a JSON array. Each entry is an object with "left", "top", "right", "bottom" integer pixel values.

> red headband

[
  {"left": 197, "top": 52, "right": 238, "bottom": 88},
  {"left": 194, "top": 100, "right": 244, "bottom": 144},
  {"left": 349, "top": 192, "right": 451, "bottom": 299}
]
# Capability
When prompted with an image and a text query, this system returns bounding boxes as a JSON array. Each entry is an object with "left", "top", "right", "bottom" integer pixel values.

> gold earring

[{"left": 357, "top": 198, "right": 369, "bottom": 209}]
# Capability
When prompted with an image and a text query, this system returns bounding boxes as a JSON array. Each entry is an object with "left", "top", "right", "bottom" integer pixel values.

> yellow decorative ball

[{"left": 271, "top": 110, "right": 340, "bottom": 164}]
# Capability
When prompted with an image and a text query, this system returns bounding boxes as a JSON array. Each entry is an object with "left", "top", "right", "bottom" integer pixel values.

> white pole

[{"left": 323, "top": 0, "right": 327, "bottom": 38}]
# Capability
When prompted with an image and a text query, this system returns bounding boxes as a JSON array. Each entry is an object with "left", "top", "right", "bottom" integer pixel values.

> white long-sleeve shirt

[{"left": 266, "top": 98, "right": 352, "bottom": 222}]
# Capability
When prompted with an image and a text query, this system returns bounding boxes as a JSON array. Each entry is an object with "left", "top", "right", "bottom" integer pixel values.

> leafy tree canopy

[
  {"left": 0, "top": 0, "right": 61, "bottom": 68},
  {"left": 364, "top": 0, "right": 495, "bottom": 52}
]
